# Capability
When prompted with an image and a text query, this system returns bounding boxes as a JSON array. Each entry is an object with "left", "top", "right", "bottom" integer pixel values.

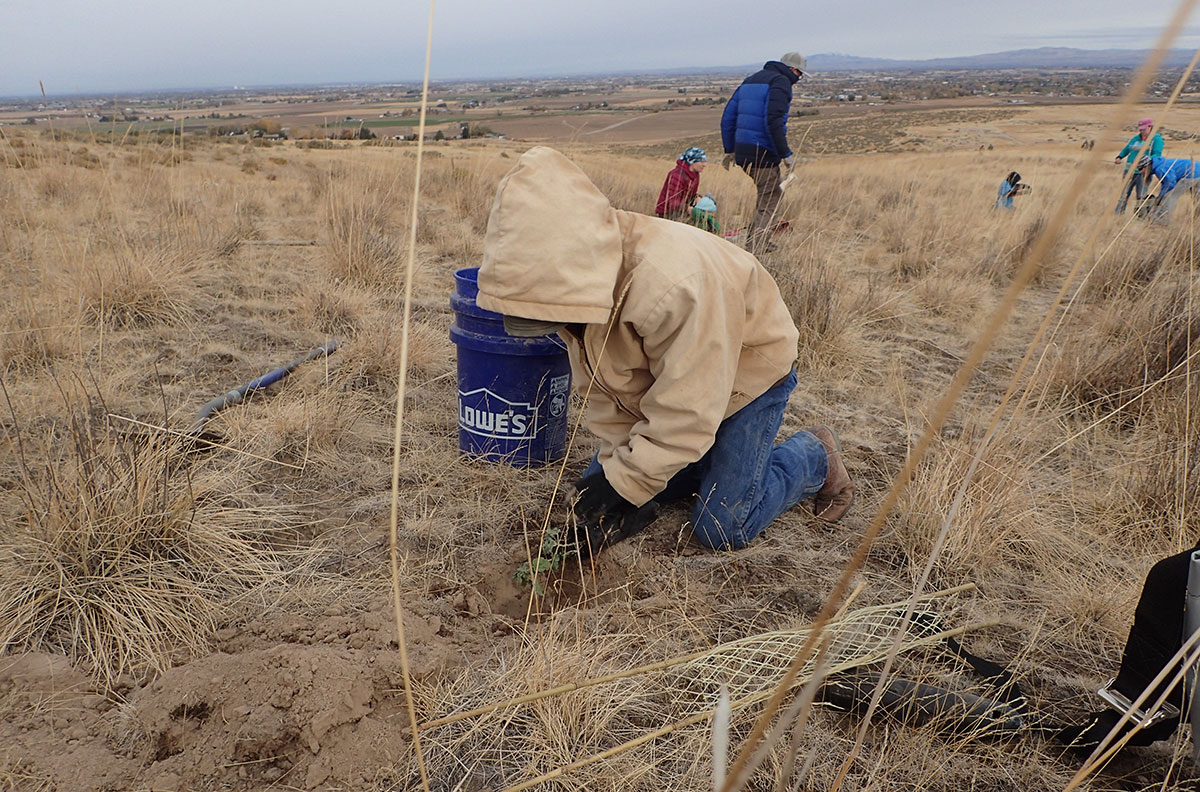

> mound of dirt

[
  {"left": 133, "top": 645, "right": 399, "bottom": 790},
  {"left": 0, "top": 598, "right": 481, "bottom": 791},
  {"left": 0, "top": 653, "right": 128, "bottom": 790}
]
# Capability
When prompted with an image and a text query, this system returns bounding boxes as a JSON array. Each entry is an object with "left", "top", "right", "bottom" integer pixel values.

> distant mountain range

[
  {"left": 7, "top": 46, "right": 1192, "bottom": 99},
  {"left": 806, "top": 47, "right": 1197, "bottom": 71}
]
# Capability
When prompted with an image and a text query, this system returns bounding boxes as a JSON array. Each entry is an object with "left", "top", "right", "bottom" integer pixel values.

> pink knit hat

[{"left": 1138, "top": 117, "right": 1154, "bottom": 130}]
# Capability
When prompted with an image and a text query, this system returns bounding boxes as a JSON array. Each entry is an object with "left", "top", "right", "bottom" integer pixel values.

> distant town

[{"left": 4, "top": 66, "right": 1200, "bottom": 145}]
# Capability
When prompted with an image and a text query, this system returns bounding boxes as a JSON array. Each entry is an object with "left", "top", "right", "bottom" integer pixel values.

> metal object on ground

[
  {"left": 188, "top": 339, "right": 341, "bottom": 434},
  {"left": 820, "top": 670, "right": 1025, "bottom": 736},
  {"left": 1096, "top": 677, "right": 1179, "bottom": 728}
]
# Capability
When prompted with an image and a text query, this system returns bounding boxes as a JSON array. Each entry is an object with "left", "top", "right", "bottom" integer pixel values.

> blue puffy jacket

[
  {"left": 1149, "top": 156, "right": 1199, "bottom": 194},
  {"left": 721, "top": 61, "right": 798, "bottom": 167}
]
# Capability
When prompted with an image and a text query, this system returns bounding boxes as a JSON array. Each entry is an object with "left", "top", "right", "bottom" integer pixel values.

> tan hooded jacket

[{"left": 477, "top": 147, "right": 799, "bottom": 506}]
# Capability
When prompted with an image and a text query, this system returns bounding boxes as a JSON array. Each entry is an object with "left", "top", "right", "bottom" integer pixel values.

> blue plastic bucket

[{"left": 449, "top": 267, "right": 571, "bottom": 467}]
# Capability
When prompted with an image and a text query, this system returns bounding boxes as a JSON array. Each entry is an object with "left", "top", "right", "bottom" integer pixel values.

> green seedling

[{"left": 514, "top": 526, "right": 576, "bottom": 596}]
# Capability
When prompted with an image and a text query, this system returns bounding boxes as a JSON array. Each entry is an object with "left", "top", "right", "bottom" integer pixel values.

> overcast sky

[{"left": 2, "top": 0, "right": 1198, "bottom": 96}]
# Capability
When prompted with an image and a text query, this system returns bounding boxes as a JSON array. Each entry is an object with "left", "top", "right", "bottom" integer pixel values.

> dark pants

[
  {"left": 1113, "top": 547, "right": 1194, "bottom": 706},
  {"left": 1057, "top": 546, "right": 1195, "bottom": 751},
  {"left": 1116, "top": 170, "right": 1147, "bottom": 214},
  {"left": 745, "top": 163, "right": 782, "bottom": 253}
]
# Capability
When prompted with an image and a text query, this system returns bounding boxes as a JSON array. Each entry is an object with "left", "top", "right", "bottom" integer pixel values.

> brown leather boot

[{"left": 808, "top": 425, "right": 854, "bottom": 523}]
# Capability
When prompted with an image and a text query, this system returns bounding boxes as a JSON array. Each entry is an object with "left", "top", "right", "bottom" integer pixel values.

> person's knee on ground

[
  {"left": 691, "top": 514, "right": 753, "bottom": 551},
  {"left": 689, "top": 425, "right": 853, "bottom": 550}
]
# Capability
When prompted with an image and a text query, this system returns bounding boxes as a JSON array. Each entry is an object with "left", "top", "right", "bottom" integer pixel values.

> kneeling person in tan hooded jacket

[{"left": 477, "top": 147, "right": 853, "bottom": 556}]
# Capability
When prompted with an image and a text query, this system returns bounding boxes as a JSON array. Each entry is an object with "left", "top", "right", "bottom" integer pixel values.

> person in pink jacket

[{"left": 477, "top": 147, "right": 854, "bottom": 556}]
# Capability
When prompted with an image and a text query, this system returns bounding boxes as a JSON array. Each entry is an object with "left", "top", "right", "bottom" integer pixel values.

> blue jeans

[{"left": 584, "top": 369, "right": 828, "bottom": 550}]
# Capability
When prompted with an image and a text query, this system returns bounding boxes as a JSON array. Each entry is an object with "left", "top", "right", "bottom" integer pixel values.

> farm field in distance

[{"left": 4, "top": 66, "right": 1200, "bottom": 791}]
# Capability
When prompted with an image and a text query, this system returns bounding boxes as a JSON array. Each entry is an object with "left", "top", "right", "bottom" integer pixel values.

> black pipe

[
  {"left": 188, "top": 339, "right": 341, "bottom": 434},
  {"left": 819, "top": 670, "right": 1025, "bottom": 736}
]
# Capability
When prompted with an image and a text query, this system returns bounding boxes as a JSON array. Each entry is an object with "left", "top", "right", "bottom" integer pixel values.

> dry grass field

[
  {"left": 3, "top": 101, "right": 1200, "bottom": 791},
  {"left": 0, "top": 81, "right": 732, "bottom": 143}
]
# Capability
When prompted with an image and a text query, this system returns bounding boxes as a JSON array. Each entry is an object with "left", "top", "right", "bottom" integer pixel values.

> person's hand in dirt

[{"left": 571, "top": 472, "right": 659, "bottom": 559}]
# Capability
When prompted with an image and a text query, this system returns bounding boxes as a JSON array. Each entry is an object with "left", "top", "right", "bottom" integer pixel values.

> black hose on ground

[
  {"left": 818, "top": 670, "right": 1026, "bottom": 737},
  {"left": 188, "top": 339, "right": 341, "bottom": 434}
]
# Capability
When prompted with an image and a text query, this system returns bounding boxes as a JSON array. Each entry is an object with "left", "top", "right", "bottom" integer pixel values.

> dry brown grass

[
  {"left": 0, "top": 290, "right": 74, "bottom": 372},
  {"left": 0, "top": 394, "right": 319, "bottom": 690},
  {"left": 2, "top": 114, "right": 1200, "bottom": 791},
  {"left": 1048, "top": 268, "right": 1200, "bottom": 413},
  {"left": 771, "top": 237, "right": 870, "bottom": 369},
  {"left": 76, "top": 244, "right": 210, "bottom": 329},
  {"left": 0, "top": 754, "right": 54, "bottom": 792},
  {"left": 325, "top": 167, "right": 410, "bottom": 287}
]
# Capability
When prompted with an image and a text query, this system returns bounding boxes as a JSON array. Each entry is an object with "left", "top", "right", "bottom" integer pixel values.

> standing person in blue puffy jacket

[
  {"left": 1142, "top": 156, "right": 1200, "bottom": 224},
  {"left": 720, "top": 52, "right": 806, "bottom": 254}
]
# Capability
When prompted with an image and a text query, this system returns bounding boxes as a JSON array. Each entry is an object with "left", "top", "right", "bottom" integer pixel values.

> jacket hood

[
  {"left": 763, "top": 60, "right": 800, "bottom": 85},
  {"left": 477, "top": 147, "right": 622, "bottom": 325}
]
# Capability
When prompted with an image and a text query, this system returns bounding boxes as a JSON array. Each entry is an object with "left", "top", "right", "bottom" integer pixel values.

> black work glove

[{"left": 572, "top": 473, "right": 659, "bottom": 559}]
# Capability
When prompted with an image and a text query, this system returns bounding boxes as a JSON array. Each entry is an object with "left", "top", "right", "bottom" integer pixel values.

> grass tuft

[
  {"left": 74, "top": 245, "right": 207, "bottom": 329},
  {"left": 0, "top": 393, "right": 316, "bottom": 689},
  {"left": 325, "top": 168, "right": 408, "bottom": 287}
]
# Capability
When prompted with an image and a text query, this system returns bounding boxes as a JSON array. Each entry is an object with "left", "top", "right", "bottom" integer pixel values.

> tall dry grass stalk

[{"left": 326, "top": 167, "right": 410, "bottom": 287}]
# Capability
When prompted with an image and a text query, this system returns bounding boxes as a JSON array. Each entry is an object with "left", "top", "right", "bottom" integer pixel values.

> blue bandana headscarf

[{"left": 680, "top": 147, "right": 707, "bottom": 164}]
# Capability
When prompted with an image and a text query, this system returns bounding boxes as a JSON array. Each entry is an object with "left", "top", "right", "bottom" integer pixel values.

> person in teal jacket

[
  {"left": 1115, "top": 118, "right": 1164, "bottom": 213},
  {"left": 689, "top": 193, "right": 721, "bottom": 234}
]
